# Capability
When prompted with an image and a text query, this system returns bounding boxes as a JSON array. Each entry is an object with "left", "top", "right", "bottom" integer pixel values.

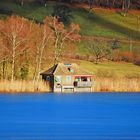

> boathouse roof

[{"left": 40, "top": 63, "right": 92, "bottom": 76}]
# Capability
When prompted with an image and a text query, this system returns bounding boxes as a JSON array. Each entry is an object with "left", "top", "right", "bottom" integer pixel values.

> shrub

[
  {"left": 120, "top": 51, "right": 134, "bottom": 62},
  {"left": 75, "top": 54, "right": 88, "bottom": 60},
  {"left": 134, "top": 55, "right": 140, "bottom": 66},
  {"left": 52, "top": 5, "right": 73, "bottom": 26},
  {"left": 20, "top": 66, "right": 29, "bottom": 80},
  {"left": 135, "top": 61, "right": 140, "bottom": 66},
  {"left": 0, "top": 7, "right": 13, "bottom": 15}
]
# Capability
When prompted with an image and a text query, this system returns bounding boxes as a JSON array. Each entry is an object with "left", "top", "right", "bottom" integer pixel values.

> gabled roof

[
  {"left": 40, "top": 63, "right": 93, "bottom": 76},
  {"left": 40, "top": 64, "right": 58, "bottom": 75}
]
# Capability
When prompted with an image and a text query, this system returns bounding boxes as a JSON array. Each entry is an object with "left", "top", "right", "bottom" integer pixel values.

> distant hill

[{"left": 0, "top": 0, "right": 140, "bottom": 54}]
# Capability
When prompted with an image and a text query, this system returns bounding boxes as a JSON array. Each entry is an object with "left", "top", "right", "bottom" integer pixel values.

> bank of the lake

[{"left": 0, "top": 78, "right": 140, "bottom": 93}]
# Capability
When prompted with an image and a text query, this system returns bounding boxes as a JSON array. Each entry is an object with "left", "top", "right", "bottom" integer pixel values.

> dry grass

[
  {"left": 0, "top": 80, "right": 50, "bottom": 93},
  {"left": 0, "top": 78, "right": 140, "bottom": 93},
  {"left": 94, "top": 78, "right": 140, "bottom": 92}
]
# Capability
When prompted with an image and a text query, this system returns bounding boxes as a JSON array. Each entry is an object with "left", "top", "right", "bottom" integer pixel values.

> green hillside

[
  {"left": 0, "top": 1, "right": 140, "bottom": 39},
  {"left": 0, "top": 1, "right": 140, "bottom": 54},
  {"left": 79, "top": 60, "right": 140, "bottom": 78}
]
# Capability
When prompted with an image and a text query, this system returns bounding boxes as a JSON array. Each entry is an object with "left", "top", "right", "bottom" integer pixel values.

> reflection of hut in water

[{"left": 40, "top": 63, "right": 94, "bottom": 92}]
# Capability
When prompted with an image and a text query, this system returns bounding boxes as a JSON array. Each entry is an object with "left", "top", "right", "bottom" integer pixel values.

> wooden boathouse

[{"left": 40, "top": 63, "right": 93, "bottom": 92}]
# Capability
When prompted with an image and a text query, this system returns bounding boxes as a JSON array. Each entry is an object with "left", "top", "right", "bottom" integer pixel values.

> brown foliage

[
  {"left": 112, "top": 51, "right": 136, "bottom": 62},
  {"left": 45, "top": 16, "right": 81, "bottom": 64},
  {"left": 0, "top": 15, "right": 81, "bottom": 81},
  {"left": 0, "top": 16, "right": 31, "bottom": 81},
  {"left": 134, "top": 55, "right": 140, "bottom": 66}
]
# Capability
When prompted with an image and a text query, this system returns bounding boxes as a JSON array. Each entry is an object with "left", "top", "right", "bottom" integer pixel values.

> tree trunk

[
  {"left": 2, "top": 60, "right": 6, "bottom": 80},
  {"left": 11, "top": 36, "right": 16, "bottom": 81},
  {"left": 36, "top": 44, "right": 45, "bottom": 89},
  {"left": 20, "top": 0, "right": 24, "bottom": 6},
  {"left": 11, "top": 47, "right": 15, "bottom": 81},
  {"left": 54, "top": 37, "right": 59, "bottom": 65},
  {"left": 112, "top": 0, "right": 115, "bottom": 7},
  {"left": 95, "top": 57, "right": 99, "bottom": 64},
  {"left": 33, "top": 47, "right": 39, "bottom": 83},
  {"left": 128, "top": 0, "right": 131, "bottom": 9},
  {"left": 122, "top": 0, "right": 125, "bottom": 10},
  {"left": 45, "top": 3, "right": 47, "bottom": 7}
]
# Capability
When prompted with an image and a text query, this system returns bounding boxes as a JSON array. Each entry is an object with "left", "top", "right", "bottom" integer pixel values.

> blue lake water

[{"left": 0, "top": 93, "right": 140, "bottom": 140}]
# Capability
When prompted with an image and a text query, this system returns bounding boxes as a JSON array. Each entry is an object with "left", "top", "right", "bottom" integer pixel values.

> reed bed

[
  {"left": 94, "top": 78, "right": 140, "bottom": 92},
  {"left": 0, "top": 80, "right": 50, "bottom": 93},
  {"left": 0, "top": 78, "right": 140, "bottom": 93}
]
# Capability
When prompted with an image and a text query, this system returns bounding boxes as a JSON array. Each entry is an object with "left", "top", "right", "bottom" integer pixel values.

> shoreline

[
  {"left": 0, "top": 79, "right": 140, "bottom": 93},
  {"left": 0, "top": 91, "right": 139, "bottom": 94}
]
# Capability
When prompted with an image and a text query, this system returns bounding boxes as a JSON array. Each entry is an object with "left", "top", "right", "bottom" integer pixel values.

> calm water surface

[{"left": 0, "top": 93, "right": 140, "bottom": 140}]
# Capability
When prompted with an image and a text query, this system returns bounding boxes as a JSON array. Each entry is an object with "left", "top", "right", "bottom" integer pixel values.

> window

[
  {"left": 81, "top": 77, "right": 87, "bottom": 82},
  {"left": 87, "top": 77, "right": 91, "bottom": 82},
  {"left": 75, "top": 77, "right": 81, "bottom": 82},
  {"left": 55, "top": 76, "right": 62, "bottom": 83},
  {"left": 46, "top": 76, "right": 50, "bottom": 81},
  {"left": 66, "top": 76, "right": 72, "bottom": 83},
  {"left": 68, "top": 67, "right": 74, "bottom": 73}
]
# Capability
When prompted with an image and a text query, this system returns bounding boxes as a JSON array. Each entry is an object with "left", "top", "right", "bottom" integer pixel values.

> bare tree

[
  {"left": 122, "top": 0, "right": 131, "bottom": 16},
  {"left": 46, "top": 17, "right": 81, "bottom": 64},
  {"left": 88, "top": 40, "right": 111, "bottom": 64},
  {"left": 0, "top": 36, "right": 8, "bottom": 79},
  {"left": 88, "top": 0, "right": 94, "bottom": 11},
  {"left": 0, "top": 16, "right": 31, "bottom": 81},
  {"left": 32, "top": 21, "right": 54, "bottom": 86}
]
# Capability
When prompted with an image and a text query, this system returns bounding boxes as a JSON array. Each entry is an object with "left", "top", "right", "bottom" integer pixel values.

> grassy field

[
  {"left": 76, "top": 39, "right": 140, "bottom": 55},
  {"left": 78, "top": 60, "right": 140, "bottom": 78},
  {"left": 80, "top": 60, "right": 140, "bottom": 91},
  {"left": 73, "top": 8, "right": 140, "bottom": 40},
  {"left": 0, "top": 1, "right": 140, "bottom": 40}
]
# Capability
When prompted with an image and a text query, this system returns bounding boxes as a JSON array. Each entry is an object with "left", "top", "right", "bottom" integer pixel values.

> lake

[{"left": 0, "top": 93, "right": 140, "bottom": 140}]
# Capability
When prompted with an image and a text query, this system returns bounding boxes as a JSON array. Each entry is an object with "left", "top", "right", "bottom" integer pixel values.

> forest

[
  {"left": 4, "top": 0, "right": 140, "bottom": 10},
  {"left": 0, "top": 16, "right": 80, "bottom": 82}
]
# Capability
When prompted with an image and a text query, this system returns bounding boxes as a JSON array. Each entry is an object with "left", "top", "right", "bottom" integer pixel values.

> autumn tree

[
  {"left": 0, "top": 34, "right": 9, "bottom": 79},
  {"left": 122, "top": 0, "right": 131, "bottom": 16},
  {"left": 46, "top": 16, "right": 81, "bottom": 64},
  {"left": 88, "top": 40, "right": 112, "bottom": 64},
  {"left": 31, "top": 18, "right": 54, "bottom": 86},
  {"left": 0, "top": 15, "right": 81, "bottom": 83},
  {"left": 0, "top": 16, "right": 31, "bottom": 81}
]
